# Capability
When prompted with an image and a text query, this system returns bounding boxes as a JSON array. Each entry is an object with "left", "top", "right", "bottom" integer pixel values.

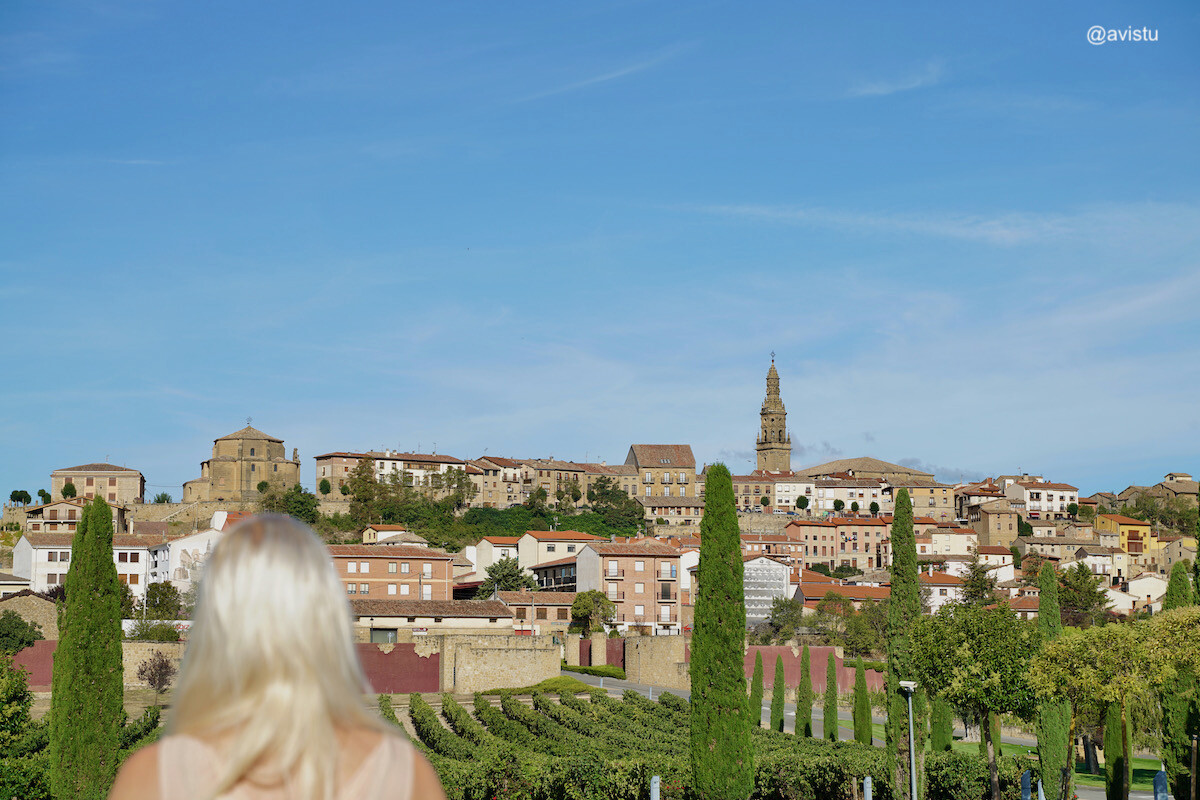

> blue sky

[{"left": 2, "top": 1, "right": 1198, "bottom": 499}]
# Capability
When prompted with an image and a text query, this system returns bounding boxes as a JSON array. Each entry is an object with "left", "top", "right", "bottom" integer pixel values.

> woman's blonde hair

[{"left": 169, "top": 514, "right": 385, "bottom": 799}]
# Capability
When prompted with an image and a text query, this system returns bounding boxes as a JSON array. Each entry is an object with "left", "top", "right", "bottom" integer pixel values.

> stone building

[
  {"left": 756, "top": 358, "right": 792, "bottom": 473},
  {"left": 182, "top": 425, "right": 301, "bottom": 502},
  {"left": 51, "top": 463, "right": 144, "bottom": 505}
]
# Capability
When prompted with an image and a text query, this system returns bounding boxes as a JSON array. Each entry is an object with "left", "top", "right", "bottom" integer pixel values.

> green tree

[
  {"left": 824, "top": 653, "right": 838, "bottom": 741},
  {"left": 886, "top": 488, "right": 926, "bottom": 797},
  {"left": 1067, "top": 502, "right": 1079, "bottom": 518},
  {"left": 756, "top": 596, "right": 804, "bottom": 644},
  {"left": 1018, "top": 516, "right": 1033, "bottom": 536},
  {"left": 570, "top": 590, "right": 616, "bottom": 635},
  {"left": 1103, "top": 701, "right": 1131, "bottom": 800},
  {"left": 586, "top": 475, "right": 644, "bottom": 532},
  {"left": 912, "top": 603, "right": 1041, "bottom": 800},
  {"left": 0, "top": 654, "right": 33, "bottom": 752},
  {"left": 1059, "top": 563, "right": 1110, "bottom": 627},
  {"left": 0, "top": 610, "right": 43, "bottom": 654},
  {"left": 138, "top": 581, "right": 183, "bottom": 620},
  {"left": 869, "top": 501, "right": 880, "bottom": 516},
  {"left": 749, "top": 651, "right": 764, "bottom": 728},
  {"left": 152, "top": 492, "right": 172, "bottom": 504},
  {"left": 759, "top": 496, "right": 770, "bottom": 508},
  {"left": 1163, "top": 561, "right": 1191, "bottom": 611},
  {"left": 833, "top": 499, "right": 845, "bottom": 513},
  {"left": 9, "top": 490, "right": 26, "bottom": 506},
  {"left": 770, "top": 654, "right": 786, "bottom": 732},
  {"left": 256, "top": 480, "right": 270, "bottom": 494},
  {"left": 797, "top": 644, "right": 814, "bottom": 737},
  {"left": 814, "top": 591, "right": 854, "bottom": 644},
  {"left": 851, "top": 501, "right": 860, "bottom": 514},
  {"left": 260, "top": 483, "right": 320, "bottom": 524},
  {"left": 38, "top": 488, "right": 51, "bottom": 504},
  {"left": 853, "top": 656, "right": 871, "bottom": 744},
  {"left": 318, "top": 478, "right": 331, "bottom": 496},
  {"left": 689, "top": 464, "right": 752, "bottom": 800},
  {"left": 930, "top": 697, "right": 953, "bottom": 752},
  {"left": 1037, "top": 561, "right": 1072, "bottom": 800},
  {"left": 61, "top": 482, "right": 76, "bottom": 499},
  {"left": 961, "top": 550, "right": 998, "bottom": 605},
  {"left": 1009, "top": 544, "right": 1023, "bottom": 570},
  {"left": 796, "top": 496, "right": 809, "bottom": 513},
  {"left": 49, "top": 498, "right": 124, "bottom": 800},
  {"left": 476, "top": 556, "right": 536, "bottom": 598}
]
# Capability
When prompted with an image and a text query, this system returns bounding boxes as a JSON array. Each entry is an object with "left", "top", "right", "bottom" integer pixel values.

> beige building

[
  {"left": 1156, "top": 473, "right": 1199, "bottom": 506},
  {"left": 361, "top": 525, "right": 428, "bottom": 546},
  {"left": 350, "top": 598, "right": 513, "bottom": 641},
  {"left": 794, "top": 456, "right": 934, "bottom": 483},
  {"left": 496, "top": 590, "right": 576, "bottom": 635},
  {"left": 640, "top": 496, "right": 705, "bottom": 528},
  {"left": 576, "top": 540, "right": 682, "bottom": 635},
  {"left": 51, "top": 463, "right": 144, "bottom": 505},
  {"left": 622, "top": 445, "right": 698, "bottom": 500},
  {"left": 517, "top": 530, "right": 608, "bottom": 571},
  {"left": 887, "top": 478, "right": 954, "bottom": 522},
  {"left": 24, "top": 498, "right": 127, "bottom": 534},
  {"left": 313, "top": 452, "right": 360, "bottom": 495},
  {"left": 183, "top": 425, "right": 301, "bottom": 502},
  {"left": 967, "top": 499, "right": 1021, "bottom": 548},
  {"left": 1004, "top": 481, "right": 1079, "bottom": 521},
  {"left": 812, "top": 476, "right": 887, "bottom": 515}
]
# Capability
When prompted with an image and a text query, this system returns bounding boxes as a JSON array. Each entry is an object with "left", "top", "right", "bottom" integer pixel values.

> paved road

[{"left": 565, "top": 672, "right": 1168, "bottom": 800}]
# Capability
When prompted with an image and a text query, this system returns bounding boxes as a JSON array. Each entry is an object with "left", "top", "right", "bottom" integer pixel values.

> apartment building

[
  {"left": 475, "top": 536, "right": 520, "bottom": 575},
  {"left": 1071, "top": 545, "right": 1129, "bottom": 583},
  {"left": 24, "top": 498, "right": 128, "bottom": 534},
  {"left": 328, "top": 544, "right": 453, "bottom": 601},
  {"left": 765, "top": 473, "right": 816, "bottom": 513},
  {"left": 530, "top": 556, "right": 577, "bottom": 592},
  {"left": 314, "top": 452, "right": 360, "bottom": 494},
  {"left": 1004, "top": 481, "right": 1079, "bottom": 521},
  {"left": 731, "top": 474, "right": 777, "bottom": 511},
  {"left": 472, "top": 456, "right": 527, "bottom": 507},
  {"left": 740, "top": 533, "right": 803, "bottom": 565},
  {"left": 787, "top": 517, "right": 892, "bottom": 572},
  {"left": 623, "top": 445, "right": 698, "bottom": 500},
  {"left": 12, "top": 532, "right": 154, "bottom": 600},
  {"left": 51, "top": 463, "right": 145, "bottom": 505},
  {"left": 886, "top": 478, "right": 954, "bottom": 522},
  {"left": 1094, "top": 514, "right": 1159, "bottom": 570},
  {"left": 576, "top": 540, "right": 682, "bottom": 635},
  {"left": 812, "top": 476, "right": 886, "bottom": 515},
  {"left": 967, "top": 499, "right": 1021, "bottom": 548},
  {"left": 639, "top": 496, "right": 705, "bottom": 527},
  {"left": 954, "top": 480, "right": 1006, "bottom": 519},
  {"left": 517, "top": 530, "right": 608, "bottom": 571}
]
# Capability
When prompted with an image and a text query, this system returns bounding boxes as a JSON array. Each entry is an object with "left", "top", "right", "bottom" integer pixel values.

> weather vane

[
  {"left": 770, "top": 351, "right": 775, "bottom": 361},
  {"left": 246, "top": 416, "right": 252, "bottom": 426}
]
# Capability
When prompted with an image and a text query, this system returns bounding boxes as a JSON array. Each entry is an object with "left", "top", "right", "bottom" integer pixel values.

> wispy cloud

[
  {"left": 698, "top": 201, "right": 1200, "bottom": 248},
  {"left": 849, "top": 60, "right": 943, "bottom": 97},
  {"left": 517, "top": 43, "right": 693, "bottom": 103}
]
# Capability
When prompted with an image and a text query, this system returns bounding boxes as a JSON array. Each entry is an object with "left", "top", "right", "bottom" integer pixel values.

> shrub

[
  {"left": 125, "top": 619, "right": 181, "bottom": 642},
  {"left": 408, "top": 694, "right": 473, "bottom": 760},
  {"left": 924, "top": 750, "right": 1035, "bottom": 800},
  {"left": 561, "top": 663, "right": 626, "bottom": 679},
  {"left": 481, "top": 676, "right": 591, "bottom": 695}
]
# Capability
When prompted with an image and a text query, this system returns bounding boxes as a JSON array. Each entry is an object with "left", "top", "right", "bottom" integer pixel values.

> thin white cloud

[
  {"left": 699, "top": 201, "right": 1200, "bottom": 248},
  {"left": 517, "top": 43, "right": 692, "bottom": 103},
  {"left": 849, "top": 60, "right": 943, "bottom": 97}
]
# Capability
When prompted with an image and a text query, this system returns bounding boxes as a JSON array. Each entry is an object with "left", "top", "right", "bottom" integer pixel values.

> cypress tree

[
  {"left": 853, "top": 656, "right": 872, "bottom": 744},
  {"left": 770, "top": 654, "right": 786, "bottom": 732},
  {"left": 930, "top": 697, "right": 953, "bottom": 752},
  {"left": 749, "top": 650, "right": 764, "bottom": 728},
  {"left": 886, "top": 488, "right": 926, "bottom": 796},
  {"left": 1160, "top": 561, "right": 1198, "bottom": 800},
  {"left": 797, "top": 644, "right": 814, "bottom": 737},
  {"left": 49, "top": 499, "right": 124, "bottom": 800},
  {"left": 1104, "top": 701, "right": 1130, "bottom": 800},
  {"left": 1193, "top": 554, "right": 1199, "bottom": 605},
  {"left": 1037, "top": 561, "right": 1072, "bottom": 800},
  {"left": 1163, "top": 561, "right": 1191, "bottom": 611},
  {"left": 824, "top": 653, "right": 838, "bottom": 741},
  {"left": 689, "top": 464, "right": 752, "bottom": 800}
]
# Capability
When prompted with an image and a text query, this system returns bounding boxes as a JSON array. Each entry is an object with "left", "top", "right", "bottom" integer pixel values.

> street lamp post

[{"left": 900, "top": 680, "right": 918, "bottom": 800}]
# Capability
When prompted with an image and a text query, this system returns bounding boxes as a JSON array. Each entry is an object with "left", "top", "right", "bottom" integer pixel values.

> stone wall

[
  {"left": 125, "top": 500, "right": 259, "bottom": 528},
  {"left": 121, "top": 641, "right": 188, "bottom": 687},
  {"left": 625, "top": 635, "right": 690, "bottom": 691},
  {"left": 0, "top": 592, "right": 58, "bottom": 640},
  {"left": 737, "top": 512, "right": 793, "bottom": 536},
  {"left": 439, "top": 633, "right": 560, "bottom": 694}
]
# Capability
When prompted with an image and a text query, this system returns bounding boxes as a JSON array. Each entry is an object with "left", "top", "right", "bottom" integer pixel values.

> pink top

[{"left": 156, "top": 733, "right": 414, "bottom": 799}]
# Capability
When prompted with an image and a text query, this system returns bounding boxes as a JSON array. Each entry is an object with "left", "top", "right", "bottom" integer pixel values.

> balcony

[
  {"left": 661, "top": 474, "right": 672, "bottom": 484},
  {"left": 604, "top": 569, "right": 625, "bottom": 578},
  {"left": 658, "top": 590, "right": 678, "bottom": 601},
  {"left": 658, "top": 571, "right": 678, "bottom": 581},
  {"left": 606, "top": 592, "right": 625, "bottom": 601}
]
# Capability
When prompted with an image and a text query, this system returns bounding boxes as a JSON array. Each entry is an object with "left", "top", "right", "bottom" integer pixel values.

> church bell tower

[{"left": 756, "top": 355, "right": 791, "bottom": 473}]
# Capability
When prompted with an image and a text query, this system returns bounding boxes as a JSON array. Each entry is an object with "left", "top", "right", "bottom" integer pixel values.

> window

[
  {"left": 48, "top": 552, "right": 58, "bottom": 562},
  {"left": 347, "top": 562, "right": 356, "bottom": 573},
  {"left": 663, "top": 487, "right": 671, "bottom": 497},
  {"left": 130, "top": 552, "right": 139, "bottom": 563},
  {"left": 421, "top": 584, "right": 432, "bottom": 600},
  {"left": 634, "top": 605, "right": 645, "bottom": 616},
  {"left": 119, "top": 552, "right": 128, "bottom": 563},
  {"left": 515, "top": 608, "right": 527, "bottom": 619},
  {"left": 370, "top": 628, "right": 398, "bottom": 644},
  {"left": 660, "top": 605, "right": 671, "bottom": 621},
  {"left": 360, "top": 561, "right": 369, "bottom": 573},
  {"left": 388, "top": 584, "right": 396, "bottom": 595},
  {"left": 108, "top": 493, "right": 116, "bottom": 501},
  {"left": 546, "top": 544, "right": 555, "bottom": 553},
  {"left": 250, "top": 448, "right": 255, "bottom": 456},
  {"left": 422, "top": 563, "right": 432, "bottom": 579},
  {"left": 566, "top": 544, "right": 575, "bottom": 553},
  {"left": 400, "top": 585, "right": 410, "bottom": 596},
  {"left": 635, "top": 560, "right": 644, "bottom": 572},
  {"left": 87, "top": 477, "right": 94, "bottom": 487},
  {"left": 388, "top": 562, "right": 397, "bottom": 573},
  {"left": 129, "top": 574, "right": 139, "bottom": 585},
  {"left": 635, "top": 582, "right": 645, "bottom": 593},
  {"left": 357, "top": 583, "right": 367, "bottom": 594},
  {"left": 406, "top": 617, "right": 417, "bottom": 623},
  {"left": 109, "top": 477, "right": 117, "bottom": 487},
  {"left": 939, "top": 588, "right": 948, "bottom": 596},
  {"left": 536, "top": 608, "right": 547, "bottom": 620},
  {"left": 401, "top": 563, "right": 410, "bottom": 574},
  {"left": 645, "top": 487, "right": 651, "bottom": 497}
]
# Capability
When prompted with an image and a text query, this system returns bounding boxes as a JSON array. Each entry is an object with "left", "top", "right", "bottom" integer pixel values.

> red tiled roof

[
  {"left": 1017, "top": 482, "right": 1078, "bottom": 491},
  {"left": 495, "top": 591, "right": 577, "bottom": 605},
  {"left": 592, "top": 541, "right": 680, "bottom": 557},
  {"left": 24, "top": 532, "right": 152, "bottom": 548},
  {"left": 53, "top": 463, "right": 141, "bottom": 473},
  {"left": 364, "top": 524, "right": 410, "bottom": 532},
  {"left": 626, "top": 444, "right": 696, "bottom": 470},
  {"left": 1099, "top": 514, "right": 1148, "bottom": 525},
  {"left": 531, "top": 556, "right": 577, "bottom": 569},
  {"left": 804, "top": 585, "right": 890, "bottom": 601},
  {"left": 919, "top": 573, "right": 963, "bottom": 585},
  {"left": 978, "top": 545, "right": 1014, "bottom": 555},
  {"left": 328, "top": 544, "right": 451, "bottom": 559},
  {"left": 481, "top": 536, "right": 521, "bottom": 545},
  {"left": 349, "top": 599, "right": 510, "bottom": 618}
]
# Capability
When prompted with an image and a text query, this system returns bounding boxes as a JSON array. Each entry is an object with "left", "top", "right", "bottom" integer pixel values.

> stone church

[{"left": 182, "top": 425, "right": 302, "bottom": 502}]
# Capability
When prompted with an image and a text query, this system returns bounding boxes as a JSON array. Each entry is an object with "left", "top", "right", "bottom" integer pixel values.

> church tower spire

[{"left": 756, "top": 354, "right": 791, "bottom": 473}]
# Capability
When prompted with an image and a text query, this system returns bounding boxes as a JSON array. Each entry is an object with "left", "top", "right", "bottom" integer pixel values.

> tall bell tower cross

[{"left": 756, "top": 354, "right": 791, "bottom": 473}]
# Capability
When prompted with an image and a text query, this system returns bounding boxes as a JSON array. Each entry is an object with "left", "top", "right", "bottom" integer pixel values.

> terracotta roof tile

[
  {"left": 349, "top": 599, "right": 510, "bottom": 618},
  {"left": 591, "top": 541, "right": 680, "bottom": 557},
  {"left": 495, "top": 591, "right": 577, "bottom": 605},
  {"left": 522, "top": 530, "right": 607, "bottom": 541},
  {"left": 327, "top": 544, "right": 452, "bottom": 559}
]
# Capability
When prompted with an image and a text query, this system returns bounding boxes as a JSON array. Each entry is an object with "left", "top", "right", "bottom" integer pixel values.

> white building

[
  {"left": 743, "top": 555, "right": 792, "bottom": 626},
  {"left": 1004, "top": 481, "right": 1079, "bottom": 521},
  {"left": 12, "top": 532, "right": 153, "bottom": 601}
]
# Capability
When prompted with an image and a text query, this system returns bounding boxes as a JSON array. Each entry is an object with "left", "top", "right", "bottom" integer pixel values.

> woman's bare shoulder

[{"left": 108, "top": 741, "right": 162, "bottom": 800}]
